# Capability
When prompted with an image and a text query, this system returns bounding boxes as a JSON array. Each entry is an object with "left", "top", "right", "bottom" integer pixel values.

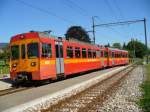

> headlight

[
  {"left": 12, "top": 63, "right": 17, "bottom": 68},
  {"left": 31, "top": 62, "right": 36, "bottom": 66}
]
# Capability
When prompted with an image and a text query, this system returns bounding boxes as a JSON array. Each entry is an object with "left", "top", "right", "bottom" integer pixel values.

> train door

[
  {"left": 104, "top": 49, "right": 109, "bottom": 67},
  {"left": 20, "top": 43, "right": 28, "bottom": 71},
  {"left": 101, "top": 50, "right": 104, "bottom": 67},
  {"left": 55, "top": 41, "right": 64, "bottom": 77},
  {"left": 96, "top": 50, "right": 103, "bottom": 68},
  {"left": 112, "top": 51, "right": 115, "bottom": 66}
]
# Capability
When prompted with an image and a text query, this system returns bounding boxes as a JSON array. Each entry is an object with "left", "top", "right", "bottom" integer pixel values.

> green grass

[
  {"left": 139, "top": 63, "right": 150, "bottom": 112},
  {"left": 0, "top": 65, "right": 9, "bottom": 78}
]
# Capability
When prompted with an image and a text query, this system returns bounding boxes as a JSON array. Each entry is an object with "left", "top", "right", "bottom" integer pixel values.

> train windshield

[
  {"left": 27, "top": 43, "right": 39, "bottom": 58},
  {"left": 11, "top": 45, "right": 19, "bottom": 60}
]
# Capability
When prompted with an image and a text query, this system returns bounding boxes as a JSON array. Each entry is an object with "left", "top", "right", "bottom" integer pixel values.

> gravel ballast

[
  {"left": 3, "top": 66, "right": 126, "bottom": 112},
  {"left": 3, "top": 65, "right": 143, "bottom": 112},
  {"left": 97, "top": 65, "right": 144, "bottom": 112}
]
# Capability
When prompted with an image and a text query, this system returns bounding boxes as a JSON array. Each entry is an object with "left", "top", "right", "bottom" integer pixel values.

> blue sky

[{"left": 0, "top": 0, "right": 150, "bottom": 46}]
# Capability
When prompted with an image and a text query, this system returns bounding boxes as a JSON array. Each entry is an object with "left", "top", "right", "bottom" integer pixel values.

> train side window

[
  {"left": 116, "top": 53, "right": 118, "bottom": 58},
  {"left": 109, "top": 52, "right": 112, "bottom": 58},
  {"left": 75, "top": 47, "right": 80, "bottom": 58},
  {"left": 104, "top": 51, "right": 108, "bottom": 57},
  {"left": 42, "top": 43, "right": 52, "bottom": 58},
  {"left": 93, "top": 50, "right": 96, "bottom": 58},
  {"left": 11, "top": 45, "right": 19, "bottom": 60},
  {"left": 55, "top": 45, "right": 59, "bottom": 58},
  {"left": 96, "top": 50, "right": 100, "bottom": 58},
  {"left": 21, "top": 44, "right": 26, "bottom": 59},
  {"left": 60, "top": 45, "right": 63, "bottom": 58},
  {"left": 123, "top": 54, "right": 124, "bottom": 58},
  {"left": 88, "top": 49, "right": 92, "bottom": 58},
  {"left": 28, "top": 43, "right": 39, "bottom": 58},
  {"left": 67, "top": 46, "right": 73, "bottom": 58},
  {"left": 112, "top": 52, "right": 115, "bottom": 58},
  {"left": 101, "top": 51, "right": 104, "bottom": 57},
  {"left": 55, "top": 44, "right": 63, "bottom": 58},
  {"left": 82, "top": 48, "right": 87, "bottom": 58}
]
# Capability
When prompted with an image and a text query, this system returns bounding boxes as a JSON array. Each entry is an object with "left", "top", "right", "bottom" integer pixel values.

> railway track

[
  {"left": 41, "top": 64, "right": 137, "bottom": 112},
  {"left": 0, "top": 66, "right": 129, "bottom": 97}
]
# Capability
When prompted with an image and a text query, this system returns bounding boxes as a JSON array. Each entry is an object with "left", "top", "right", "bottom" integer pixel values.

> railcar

[
  {"left": 107, "top": 48, "right": 129, "bottom": 67},
  {"left": 10, "top": 31, "right": 129, "bottom": 83}
]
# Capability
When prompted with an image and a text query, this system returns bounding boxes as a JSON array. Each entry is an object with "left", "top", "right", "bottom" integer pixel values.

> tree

[
  {"left": 104, "top": 43, "right": 110, "bottom": 47},
  {"left": 112, "top": 43, "right": 121, "bottom": 49},
  {"left": 126, "top": 39, "right": 146, "bottom": 58},
  {"left": 122, "top": 42, "right": 127, "bottom": 50},
  {"left": 0, "top": 45, "right": 10, "bottom": 60},
  {"left": 65, "top": 26, "right": 91, "bottom": 43}
]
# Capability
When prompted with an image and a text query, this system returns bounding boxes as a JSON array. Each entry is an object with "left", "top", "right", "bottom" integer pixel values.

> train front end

[{"left": 10, "top": 32, "right": 40, "bottom": 83}]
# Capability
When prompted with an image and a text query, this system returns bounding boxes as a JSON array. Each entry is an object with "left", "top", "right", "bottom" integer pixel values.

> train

[{"left": 10, "top": 31, "right": 129, "bottom": 84}]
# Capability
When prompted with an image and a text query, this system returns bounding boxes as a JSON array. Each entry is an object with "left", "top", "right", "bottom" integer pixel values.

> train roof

[
  {"left": 10, "top": 31, "right": 98, "bottom": 47},
  {"left": 10, "top": 31, "right": 128, "bottom": 52}
]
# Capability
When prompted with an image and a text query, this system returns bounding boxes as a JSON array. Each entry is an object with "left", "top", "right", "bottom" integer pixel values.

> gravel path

[{"left": 97, "top": 65, "right": 144, "bottom": 112}]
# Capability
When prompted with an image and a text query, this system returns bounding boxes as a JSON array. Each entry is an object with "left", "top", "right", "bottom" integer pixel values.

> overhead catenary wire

[
  {"left": 112, "top": 0, "right": 125, "bottom": 20},
  {"left": 60, "top": 0, "right": 94, "bottom": 40},
  {"left": 16, "top": 0, "right": 74, "bottom": 24},
  {"left": 104, "top": 0, "right": 120, "bottom": 21},
  {"left": 93, "top": 18, "right": 149, "bottom": 64},
  {"left": 95, "top": 19, "right": 144, "bottom": 27},
  {"left": 94, "top": 18, "right": 144, "bottom": 39},
  {"left": 61, "top": 0, "right": 91, "bottom": 19},
  {"left": 67, "top": 0, "right": 91, "bottom": 18},
  {"left": 95, "top": 16, "right": 127, "bottom": 38},
  {"left": 111, "top": 0, "right": 134, "bottom": 41},
  {"left": 103, "top": 0, "right": 133, "bottom": 43}
]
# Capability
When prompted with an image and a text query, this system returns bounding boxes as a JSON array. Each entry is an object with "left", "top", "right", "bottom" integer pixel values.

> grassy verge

[
  {"left": 139, "top": 63, "right": 150, "bottom": 112},
  {"left": 0, "top": 65, "right": 9, "bottom": 78}
]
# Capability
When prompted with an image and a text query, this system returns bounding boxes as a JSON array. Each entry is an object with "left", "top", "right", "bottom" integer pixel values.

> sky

[{"left": 0, "top": 0, "right": 150, "bottom": 46}]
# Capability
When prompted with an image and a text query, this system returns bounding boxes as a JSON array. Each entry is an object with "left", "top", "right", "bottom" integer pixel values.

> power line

[
  {"left": 104, "top": 0, "right": 131, "bottom": 41},
  {"left": 95, "top": 19, "right": 143, "bottom": 27},
  {"left": 67, "top": 0, "right": 91, "bottom": 18},
  {"left": 61, "top": 0, "right": 90, "bottom": 19},
  {"left": 93, "top": 18, "right": 149, "bottom": 63},
  {"left": 94, "top": 16, "right": 126, "bottom": 38},
  {"left": 16, "top": 0, "right": 74, "bottom": 24},
  {"left": 104, "top": 0, "right": 119, "bottom": 20},
  {"left": 60, "top": 0, "right": 93, "bottom": 40},
  {"left": 95, "top": 17, "right": 144, "bottom": 39},
  {"left": 112, "top": 0, "right": 125, "bottom": 19}
]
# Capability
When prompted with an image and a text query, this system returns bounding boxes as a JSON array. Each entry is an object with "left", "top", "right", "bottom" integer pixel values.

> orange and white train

[{"left": 10, "top": 31, "right": 129, "bottom": 83}]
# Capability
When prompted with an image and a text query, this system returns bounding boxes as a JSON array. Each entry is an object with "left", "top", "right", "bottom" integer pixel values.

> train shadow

[
  {"left": 9, "top": 65, "right": 125, "bottom": 88},
  {"left": 19, "top": 68, "right": 106, "bottom": 87},
  {"left": 16, "top": 67, "right": 113, "bottom": 87},
  {"left": 48, "top": 67, "right": 108, "bottom": 85},
  {"left": 0, "top": 78, "right": 13, "bottom": 84}
]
